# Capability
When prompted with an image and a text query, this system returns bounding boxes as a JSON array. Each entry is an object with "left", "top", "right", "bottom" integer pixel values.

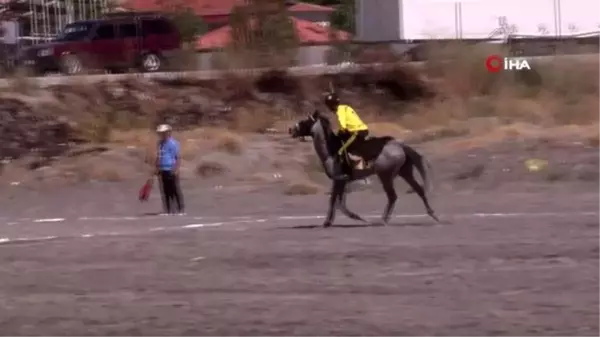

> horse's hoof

[
  {"left": 429, "top": 212, "right": 440, "bottom": 223},
  {"left": 322, "top": 221, "right": 332, "bottom": 228}
]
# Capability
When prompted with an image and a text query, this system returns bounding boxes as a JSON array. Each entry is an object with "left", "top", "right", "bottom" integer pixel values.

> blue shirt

[{"left": 158, "top": 137, "right": 180, "bottom": 171}]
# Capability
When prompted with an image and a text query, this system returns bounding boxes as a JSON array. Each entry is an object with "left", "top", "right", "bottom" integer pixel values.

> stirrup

[{"left": 333, "top": 173, "right": 350, "bottom": 181}]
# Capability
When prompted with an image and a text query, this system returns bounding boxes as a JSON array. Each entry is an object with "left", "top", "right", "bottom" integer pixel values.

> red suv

[{"left": 22, "top": 12, "right": 182, "bottom": 75}]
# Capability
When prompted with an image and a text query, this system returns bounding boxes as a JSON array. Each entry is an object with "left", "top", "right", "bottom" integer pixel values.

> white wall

[
  {"left": 356, "top": 0, "right": 600, "bottom": 41},
  {"left": 557, "top": 0, "right": 600, "bottom": 36},
  {"left": 401, "top": 0, "right": 459, "bottom": 39},
  {"left": 454, "top": 0, "right": 558, "bottom": 38}
]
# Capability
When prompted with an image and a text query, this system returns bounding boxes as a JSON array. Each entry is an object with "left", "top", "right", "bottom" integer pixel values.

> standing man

[{"left": 156, "top": 124, "right": 184, "bottom": 215}]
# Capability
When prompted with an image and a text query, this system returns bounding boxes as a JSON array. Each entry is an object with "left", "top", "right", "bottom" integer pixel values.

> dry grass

[
  {"left": 196, "top": 160, "right": 228, "bottom": 177},
  {"left": 208, "top": 130, "right": 245, "bottom": 154},
  {"left": 367, "top": 121, "right": 412, "bottom": 138},
  {"left": 543, "top": 167, "right": 570, "bottom": 182},
  {"left": 587, "top": 135, "right": 600, "bottom": 148},
  {"left": 576, "top": 167, "right": 599, "bottom": 182},
  {"left": 231, "top": 105, "right": 279, "bottom": 133},
  {"left": 453, "top": 164, "right": 486, "bottom": 181},
  {"left": 283, "top": 178, "right": 322, "bottom": 195},
  {"left": 363, "top": 44, "right": 600, "bottom": 146},
  {"left": 61, "top": 161, "right": 124, "bottom": 182},
  {"left": 110, "top": 127, "right": 246, "bottom": 164},
  {"left": 302, "top": 154, "right": 327, "bottom": 183},
  {"left": 2, "top": 43, "right": 597, "bottom": 178}
]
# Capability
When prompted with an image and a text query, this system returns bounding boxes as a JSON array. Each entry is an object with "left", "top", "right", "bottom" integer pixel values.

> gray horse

[{"left": 289, "top": 110, "right": 439, "bottom": 227}]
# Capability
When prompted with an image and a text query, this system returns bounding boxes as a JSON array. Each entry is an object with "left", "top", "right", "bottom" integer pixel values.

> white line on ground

[
  {"left": 277, "top": 211, "right": 599, "bottom": 221},
  {"left": 78, "top": 216, "right": 158, "bottom": 221},
  {"left": 0, "top": 211, "right": 596, "bottom": 246},
  {"left": 382, "top": 261, "right": 583, "bottom": 277},
  {"left": 33, "top": 218, "right": 65, "bottom": 223},
  {"left": 5, "top": 211, "right": 600, "bottom": 225},
  {"left": 0, "top": 218, "right": 268, "bottom": 246},
  {"left": 182, "top": 218, "right": 267, "bottom": 229},
  {"left": 182, "top": 222, "right": 224, "bottom": 229}
]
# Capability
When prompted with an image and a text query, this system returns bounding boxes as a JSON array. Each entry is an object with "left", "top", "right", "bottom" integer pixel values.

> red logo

[{"left": 485, "top": 55, "right": 503, "bottom": 73}]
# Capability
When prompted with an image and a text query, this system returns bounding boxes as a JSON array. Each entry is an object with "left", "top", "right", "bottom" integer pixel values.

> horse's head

[
  {"left": 289, "top": 110, "right": 339, "bottom": 156},
  {"left": 289, "top": 110, "right": 326, "bottom": 139}
]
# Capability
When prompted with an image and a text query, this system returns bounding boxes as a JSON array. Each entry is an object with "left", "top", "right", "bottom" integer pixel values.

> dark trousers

[
  {"left": 159, "top": 170, "right": 184, "bottom": 213},
  {"left": 339, "top": 130, "right": 369, "bottom": 153},
  {"left": 337, "top": 130, "right": 369, "bottom": 174}
]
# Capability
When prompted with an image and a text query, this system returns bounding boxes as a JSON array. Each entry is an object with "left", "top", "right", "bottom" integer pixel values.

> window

[
  {"left": 118, "top": 23, "right": 137, "bottom": 38},
  {"left": 57, "top": 23, "right": 92, "bottom": 41},
  {"left": 94, "top": 24, "right": 115, "bottom": 40},
  {"left": 141, "top": 19, "right": 173, "bottom": 35}
]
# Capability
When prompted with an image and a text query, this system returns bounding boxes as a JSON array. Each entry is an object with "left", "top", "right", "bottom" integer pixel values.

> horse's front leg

[
  {"left": 337, "top": 182, "right": 368, "bottom": 223},
  {"left": 323, "top": 180, "right": 343, "bottom": 227}
]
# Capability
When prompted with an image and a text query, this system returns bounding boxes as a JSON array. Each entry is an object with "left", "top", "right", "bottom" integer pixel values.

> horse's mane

[{"left": 315, "top": 114, "right": 340, "bottom": 155}]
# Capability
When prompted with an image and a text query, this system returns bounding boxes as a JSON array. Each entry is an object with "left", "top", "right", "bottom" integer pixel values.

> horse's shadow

[
  {"left": 140, "top": 212, "right": 163, "bottom": 216},
  {"left": 280, "top": 221, "right": 441, "bottom": 230}
]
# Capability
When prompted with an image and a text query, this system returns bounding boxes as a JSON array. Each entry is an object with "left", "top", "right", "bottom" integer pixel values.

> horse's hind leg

[
  {"left": 377, "top": 173, "right": 398, "bottom": 225},
  {"left": 337, "top": 184, "right": 367, "bottom": 223},
  {"left": 399, "top": 165, "right": 439, "bottom": 222}
]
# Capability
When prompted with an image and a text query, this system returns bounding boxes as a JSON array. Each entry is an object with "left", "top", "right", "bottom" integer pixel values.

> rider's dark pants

[{"left": 336, "top": 129, "right": 369, "bottom": 175}]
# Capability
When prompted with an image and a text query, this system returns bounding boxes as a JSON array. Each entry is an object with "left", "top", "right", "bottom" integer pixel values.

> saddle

[{"left": 344, "top": 135, "right": 394, "bottom": 170}]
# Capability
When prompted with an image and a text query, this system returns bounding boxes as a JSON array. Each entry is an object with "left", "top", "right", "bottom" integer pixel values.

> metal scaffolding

[{"left": 1, "top": 0, "right": 112, "bottom": 46}]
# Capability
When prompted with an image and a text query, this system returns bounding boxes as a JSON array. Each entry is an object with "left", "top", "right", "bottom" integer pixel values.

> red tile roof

[
  {"left": 122, "top": 0, "right": 242, "bottom": 16},
  {"left": 122, "top": 0, "right": 333, "bottom": 17},
  {"left": 288, "top": 2, "right": 334, "bottom": 12},
  {"left": 196, "top": 17, "right": 349, "bottom": 50}
]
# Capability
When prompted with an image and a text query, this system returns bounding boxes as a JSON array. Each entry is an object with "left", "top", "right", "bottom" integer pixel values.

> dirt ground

[
  {"left": 0, "top": 43, "right": 598, "bottom": 335},
  {"left": 0, "top": 183, "right": 598, "bottom": 336},
  {"left": 0, "top": 131, "right": 599, "bottom": 336}
]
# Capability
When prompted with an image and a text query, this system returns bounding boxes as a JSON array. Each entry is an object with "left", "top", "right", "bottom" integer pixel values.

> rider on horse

[{"left": 324, "top": 92, "right": 369, "bottom": 181}]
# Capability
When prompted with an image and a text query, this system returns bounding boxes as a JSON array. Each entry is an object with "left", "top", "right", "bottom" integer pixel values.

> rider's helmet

[{"left": 324, "top": 92, "right": 339, "bottom": 111}]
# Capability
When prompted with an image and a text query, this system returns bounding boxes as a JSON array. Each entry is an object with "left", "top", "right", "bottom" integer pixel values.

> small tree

[
  {"left": 330, "top": 0, "right": 354, "bottom": 34},
  {"left": 226, "top": 0, "right": 299, "bottom": 69},
  {"left": 155, "top": 0, "right": 206, "bottom": 46}
]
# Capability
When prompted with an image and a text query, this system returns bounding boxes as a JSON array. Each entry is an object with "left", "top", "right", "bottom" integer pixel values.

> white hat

[{"left": 156, "top": 124, "right": 172, "bottom": 133}]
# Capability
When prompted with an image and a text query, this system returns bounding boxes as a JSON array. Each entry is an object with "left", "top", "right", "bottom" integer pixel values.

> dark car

[{"left": 21, "top": 12, "right": 181, "bottom": 75}]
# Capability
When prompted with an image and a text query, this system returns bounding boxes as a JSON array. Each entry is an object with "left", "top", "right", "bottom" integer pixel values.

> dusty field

[
  {"left": 1, "top": 163, "right": 598, "bottom": 336},
  {"left": 1, "top": 117, "right": 598, "bottom": 336},
  {"left": 0, "top": 46, "right": 597, "bottom": 335}
]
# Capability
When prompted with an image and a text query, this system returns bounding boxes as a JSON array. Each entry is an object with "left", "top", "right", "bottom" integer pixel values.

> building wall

[{"left": 355, "top": 0, "right": 600, "bottom": 41}]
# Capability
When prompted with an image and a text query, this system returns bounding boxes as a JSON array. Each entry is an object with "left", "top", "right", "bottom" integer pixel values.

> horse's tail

[{"left": 402, "top": 144, "right": 434, "bottom": 194}]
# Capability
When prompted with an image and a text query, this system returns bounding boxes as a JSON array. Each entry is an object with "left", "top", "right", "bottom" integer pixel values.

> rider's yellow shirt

[{"left": 336, "top": 105, "right": 368, "bottom": 132}]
